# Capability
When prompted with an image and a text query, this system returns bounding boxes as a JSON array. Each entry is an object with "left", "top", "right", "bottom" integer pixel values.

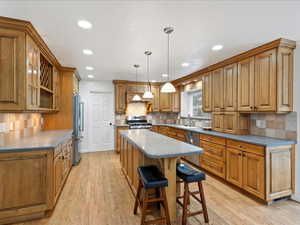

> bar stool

[
  {"left": 134, "top": 165, "right": 171, "bottom": 225},
  {"left": 176, "top": 163, "right": 209, "bottom": 225}
]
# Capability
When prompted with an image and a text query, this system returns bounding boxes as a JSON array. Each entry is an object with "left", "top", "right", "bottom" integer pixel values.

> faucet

[{"left": 186, "top": 114, "right": 194, "bottom": 127}]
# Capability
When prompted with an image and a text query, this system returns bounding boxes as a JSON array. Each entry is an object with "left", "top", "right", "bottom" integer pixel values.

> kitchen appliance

[
  {"left": 126, "top": 116, "right": 152, "bottom": 129},
  {"left": 73, "top": 94, "right": 84, "bottom": 165}
]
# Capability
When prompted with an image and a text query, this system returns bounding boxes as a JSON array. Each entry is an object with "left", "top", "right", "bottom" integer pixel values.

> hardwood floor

[{"left": 15, "top": 151, "right": 300, "bottom": 225}]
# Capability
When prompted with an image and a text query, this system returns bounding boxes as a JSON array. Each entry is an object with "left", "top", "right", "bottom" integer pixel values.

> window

[{"left": 181, "top": 88, "right": 204, "bottom": 118}]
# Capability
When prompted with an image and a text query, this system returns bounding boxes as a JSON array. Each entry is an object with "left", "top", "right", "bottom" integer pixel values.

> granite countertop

[
  {"left": 153, "top": 124, "right": 296, "bottom": 147},
  {"left": 114, "top": 124, "right": 129, "bottom": 127},
  {"left": 0, "top": 129, "right": 73, "bottom": 152},
  {"left": 120, "top": 129, "right": 203, "bottom": 158}
]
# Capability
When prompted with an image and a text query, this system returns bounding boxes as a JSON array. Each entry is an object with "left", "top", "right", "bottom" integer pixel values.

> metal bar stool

[
  {"left": 176, "top": 163, "right": 209, "bottom": 225},
  {"left": 134, "top": 165, "right": 171, "bottom": 225}
]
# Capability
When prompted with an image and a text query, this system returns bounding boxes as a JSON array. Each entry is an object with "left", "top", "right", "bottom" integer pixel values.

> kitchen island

[{"left": 119, "top": 129, "right": 203, "bottom": 221}]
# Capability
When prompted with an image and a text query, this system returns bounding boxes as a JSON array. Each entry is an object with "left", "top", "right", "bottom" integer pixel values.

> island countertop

[
  {"left": 120, "top": 129, "right": 203, "bottom": 158},
  {"left": 0, "top": 129, "right": 73, "bottom": 152}
]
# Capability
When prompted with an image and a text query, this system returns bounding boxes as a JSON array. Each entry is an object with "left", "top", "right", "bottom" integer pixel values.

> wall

[
  {"left": 79, "top": 80, "right": 114, "bottom": 153},
  {"left": 293, "top": 42, "right": 300, "bottom": 202},
  {"left": 0, "top": 113, "right": 43, "bottom": 145}
]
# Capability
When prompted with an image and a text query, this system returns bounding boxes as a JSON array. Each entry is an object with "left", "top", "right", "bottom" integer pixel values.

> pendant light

[
  {"left": 161, "top": 27, "right": 176, "bottom": 93},
  {"left": 132, "top": 64, "right": 142, "bottom": 101},
  {"left": 143, "top": 51, "right": 154, "bottom": 99}
]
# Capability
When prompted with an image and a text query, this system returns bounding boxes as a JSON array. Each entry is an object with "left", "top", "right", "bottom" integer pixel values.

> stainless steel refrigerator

[{"left": 73, "top": 94, "right": 84, "bottom": 165}]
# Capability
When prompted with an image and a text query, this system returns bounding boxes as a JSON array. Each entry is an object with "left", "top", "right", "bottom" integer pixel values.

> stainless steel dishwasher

[{"left": 184, "top": 131, "right": 201, "bottom": 167}]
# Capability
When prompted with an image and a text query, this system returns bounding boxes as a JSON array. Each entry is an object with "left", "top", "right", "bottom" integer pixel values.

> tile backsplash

[
  {"left": 0, "top": 113, "right": 43, "bottom": 144},
  {"left": 250, "top": 112, "right": 297, "bottom": 140},
  {"left": 115, "top": 112, "right": 180, "bottom": 124}
]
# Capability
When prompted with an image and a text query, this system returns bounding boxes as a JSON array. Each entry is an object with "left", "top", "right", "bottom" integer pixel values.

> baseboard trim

[{"left": 291, "top": 194, "right": 300, "bottom": 203}]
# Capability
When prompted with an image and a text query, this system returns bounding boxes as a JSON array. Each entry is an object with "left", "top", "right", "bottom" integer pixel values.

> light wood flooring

[{"left": 16, "top": 151, "right": 300, "bottom": 225}]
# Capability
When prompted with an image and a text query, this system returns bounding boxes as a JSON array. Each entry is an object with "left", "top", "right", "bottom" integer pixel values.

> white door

[{"left": 87, "top": 92, "right": 114, "bottom": 152}]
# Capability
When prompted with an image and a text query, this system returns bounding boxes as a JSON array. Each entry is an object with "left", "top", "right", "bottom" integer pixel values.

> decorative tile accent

[{"left": 0, "top": 113, "right": 43, "bottom": 144}]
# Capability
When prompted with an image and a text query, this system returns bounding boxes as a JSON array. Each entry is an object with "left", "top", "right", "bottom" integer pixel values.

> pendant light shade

[
  {"left": 143, "top": 51, "right": 154, "bottom": 99},
  {"left": 161, "top": 27, "right": 176, "bottom": 93},
  {"left": 161, "top": 82, "right": 176, "bottom": 93},
  {"left": 132, "top": 94, "right": 142, "bottom": 101},
  {"left": 132, "top": 64, "right": 142, "bottom": 101},
  {"left": 143, "top": 91, "right": 154, "bottom": 99}
]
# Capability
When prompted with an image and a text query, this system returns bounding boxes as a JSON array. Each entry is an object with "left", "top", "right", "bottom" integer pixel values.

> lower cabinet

[
  {"left": 0, "top": 138, "right": 73, "bottom": 224},
  {"left": 115, "top": 126, "right": 129, "bottom": 153}
]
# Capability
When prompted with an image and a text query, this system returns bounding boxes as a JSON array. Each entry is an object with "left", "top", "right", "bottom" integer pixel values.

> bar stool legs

[{"left": 180, "top": 180, "right": 209, "bottom": 225}]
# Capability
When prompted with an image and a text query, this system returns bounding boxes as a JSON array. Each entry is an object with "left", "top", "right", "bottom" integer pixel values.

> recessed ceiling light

[
  {"left": 162, "top": 74, "right": 168, "bottom": 77},
  {"left": 77, "top": 20, "right": 92, "bottom": 29},
  {"left": 181, "top": 62, "right": 189, "bottom": 67},
  {"left": 212, "top": 44, "right": 223, "bottom": 51},
  {"left": 86, "top": 66, "right": 94, "bottom": 71},
  {"left": 83, "top": 49, "right": 93, "bottom": 55},
  {"left": 88, "top": 75, "right": 94, "bottom": 79},
  {"left": 151, "top": 80, "right": 157, "bottom": 82}
]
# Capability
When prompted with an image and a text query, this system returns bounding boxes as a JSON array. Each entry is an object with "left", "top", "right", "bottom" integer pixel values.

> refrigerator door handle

[{"left": 79, "top": 102, "right": 85, "bottom": 132}]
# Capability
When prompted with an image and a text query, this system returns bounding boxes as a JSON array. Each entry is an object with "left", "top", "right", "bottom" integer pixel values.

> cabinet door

[
  {"left": 54, "top": 154, "right": 64, "bottom": 199},
  {"left": 26, "top": 36, "right": 40, "bottom": 110},
  {"left": 151, "top": 85, "right": 160, "bottom": 112},
  {"left": 223, "top": 63, "right": 237, "bottom": 111},
  {"left": 160, "top": 92, "right": 172, "bottom": 112},
  {"left": 226, "top": 148, "right": 243, "bottom": 188},
  {"left": 115, "top": 84, "right": 127, "bottom": 113},
  {"left": 172, "top": 88, "right": 180, "bottom": 112},
  {"left": 223, "top": 112, "right": 237, "bottom": 134},
  {"left": 0, "top": 28, "right": 26, "bottom": 110},
  {"left": 202, "top": 72, "right": 212, "bottom": 112},
  {"left": 212, "top": 112, "right": 224, "bottom": 132},
  {"left": 277, "top": 47, "right": 293, "bottom": 112},
  {"left": 212, "top": 68, "right": 224, "bottom": 111},
  {"left": 238, "top": 57, "right": 255, "bottom": 111},
  {"left": 254, "top": 49, "right": 277, "bottom": 111},
  {"left": 242, "top": 152, "right": 265, "bottom": 199}
]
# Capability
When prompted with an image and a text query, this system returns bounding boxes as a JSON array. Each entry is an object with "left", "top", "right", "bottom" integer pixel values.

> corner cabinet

[
  {"left": 0, "top": 18, "right": 62, "bottom": 112},
  {"left": 0, "top": 138, "right": 73, "bottom": 224}
]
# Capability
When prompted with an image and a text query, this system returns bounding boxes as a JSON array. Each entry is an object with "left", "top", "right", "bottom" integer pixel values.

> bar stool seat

[
  {"left": 138, "top": 165, "right": 168, "bottom": 189},
  {"left": 177, "top": 163, "right": 206, "bottom": 183}
]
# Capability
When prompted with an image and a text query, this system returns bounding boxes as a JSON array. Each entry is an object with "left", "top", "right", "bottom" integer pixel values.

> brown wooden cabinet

[
  {"left": 115, "top": 126, "right": 129, "bottom": 153},
  {"left": 212, "top": 112, "right": 249, "bottom": 135},
  {"left": 115, "top": 83, "right": 127, "bottom": 113},
  {"left": 212, "top": 68, "right": 224, "bottom": 111},
  {"left": 160, "top": 92, "right": 172, "bottom": 112},
  {"left": 0, "top": 138, "right": 73, "bottom": 224},
  {"left": 151, "top": 85, "right": 160, "bottom": 112},
  {"left": 0, "top": 28, "right": 26, "bottom": 111},
  {"left": 254, "top": 49, "right": 277, "bottom": 112},
  {"left": 52, "top": 67, "right": 60, "bottom": 111},
  {"left": 172, "top": 87, "right": 180, "bottom": 112},
  {"left": 223, "top": 63, "right": 237, "bottom": 111},
  {"left": 202, "top": 72, "right": 212, "bottom": 112},
  {"left": 226, "top": 147, "right": 243, "bottom": 188},
  {"left": 237, "top": 57, "right": 255, "bottom": 111}
]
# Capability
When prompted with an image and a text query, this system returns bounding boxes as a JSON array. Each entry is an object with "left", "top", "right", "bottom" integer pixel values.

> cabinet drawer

[
  {"left": 200, "top": 134, "right": 226, "bottom": 146},
  {"left": 200, "top": 154, "right": 226, "bottom": 178},
  {"left": 227, "top": 139, "right": 264, "bottom": 156},
  {"left": 200, "top": 141, "right": 226, "bottom": 162}
]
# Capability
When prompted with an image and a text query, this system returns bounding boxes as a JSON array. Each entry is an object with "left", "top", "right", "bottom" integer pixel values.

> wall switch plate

[{"left": 256, "top": 120, "right": 266, "bottom": 128}]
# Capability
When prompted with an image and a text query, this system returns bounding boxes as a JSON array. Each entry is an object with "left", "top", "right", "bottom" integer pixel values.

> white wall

[
  {"left": 292, "top": 43, "right": 300, "bottom": 202},
  {"left": 79, "top": 80, "right": 114, "bottom": 153}
]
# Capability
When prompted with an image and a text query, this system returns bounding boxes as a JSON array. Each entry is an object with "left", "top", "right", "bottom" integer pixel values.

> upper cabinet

[
  {"left": 212, "top": 68, "right": 224, "bottom": 112},
  {"left": 113, "top": 81, "right": 180, "bottom": 113},
  {"left": 0, "top": 17, "right": 77, "bottom": 112},
  {"left": 202, "top": 72, "right": 213, "bottom": 112},
  {"left": 237, "top": 57, "right": 255, "bottom": 112},
  {"left": 223, "top": 63, "right": 238, "bottom": 111},
  {"left": 0, "top": 28, "right": 26, "bottom": 111}
]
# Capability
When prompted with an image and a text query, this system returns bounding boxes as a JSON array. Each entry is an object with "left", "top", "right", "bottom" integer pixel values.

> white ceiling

[{"left": 1, "top": 0, "right": 300, "bottom": 82}]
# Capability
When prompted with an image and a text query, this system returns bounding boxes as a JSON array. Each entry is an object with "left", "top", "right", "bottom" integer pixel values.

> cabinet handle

[
  {"left": 239, "top": 145, "right": 243, "bottom": 148},
  {"left": 238, "top": 153, "right": 242, "bottom": 156}
]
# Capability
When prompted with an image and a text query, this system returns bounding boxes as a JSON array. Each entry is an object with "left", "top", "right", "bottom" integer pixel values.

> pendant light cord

[
  {"left": 167, "top": 33, "right": 170, "bottom": 82},
  {"left": 147, "top": 54, "right": 151, "bottom": 91}
]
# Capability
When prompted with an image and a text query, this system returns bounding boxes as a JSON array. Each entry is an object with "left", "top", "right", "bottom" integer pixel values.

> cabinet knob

[{"left": 238, "top": 153, "right": 242, "bottom": 156}]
